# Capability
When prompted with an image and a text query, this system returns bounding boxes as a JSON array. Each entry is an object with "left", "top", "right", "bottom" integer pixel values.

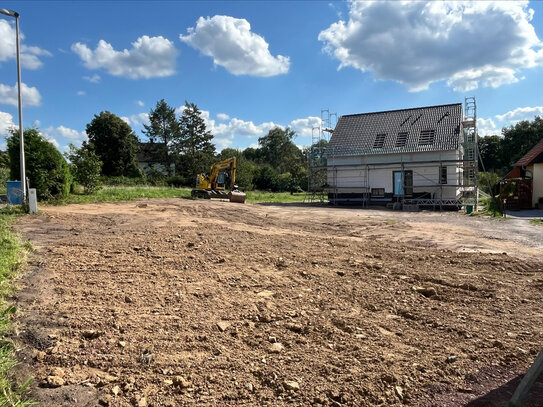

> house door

[{"left": 393, "top": 171, "right": 413, "bottom": 196}]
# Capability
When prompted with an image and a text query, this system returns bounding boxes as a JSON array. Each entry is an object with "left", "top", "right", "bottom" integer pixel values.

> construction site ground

[{"left": 11, "top": 198, "right": 543, "bottom": 406}]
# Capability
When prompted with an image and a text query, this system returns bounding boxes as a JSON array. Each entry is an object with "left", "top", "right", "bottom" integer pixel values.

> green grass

[
  {"left": 529, "top": 219, "right": 543, "bottom": 226},
  {"left": 49, "top": 186, "right": 310, "bottom": 205},
  {"left": 245, "top": 191, "right": 306, "bottom": 203},
  {"left": 54, "top": 186, "right": 192, "bottom": 205},
  {"left": 0, "top": 206, "right": 34, "bottom": 406}
]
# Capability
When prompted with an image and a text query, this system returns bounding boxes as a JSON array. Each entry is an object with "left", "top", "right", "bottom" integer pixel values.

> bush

[
  {"left": 100, "top": 175, "right": 148, "bottom": 186},
  {"left": 0, "top": 168, "right": 9, "bottom": 194},
  {"left": 478, "top": 171, "right": 501, "bottom": 195},
  {"left": 254, "top": 166, "right": 279, "bottom": 191},
  {"left": 66, "top": 142, "right": 102, "bottom": 194},
  {"left": 479, "top": 196, "right": 502, "bottom": 217},
  {"left": 7, "top": 129, "right": 72, "bottom": 201},
  {"left": 166, "top": 175, "right": 189, "bottom": 187},
  {"left": 146, "top": 167, "right": 167, "bottom": 186}
]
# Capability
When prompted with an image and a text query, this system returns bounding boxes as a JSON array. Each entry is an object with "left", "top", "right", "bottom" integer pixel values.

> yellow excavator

[{"left": 191, "top": 157, "right": 247, "bottom": 203}]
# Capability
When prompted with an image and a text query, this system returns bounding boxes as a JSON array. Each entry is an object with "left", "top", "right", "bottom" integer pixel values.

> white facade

[
  {"left": 530, "top": 163, "right": 543, "bottom": 207},
  {"left": 327, "top": 150, "right": 462, "bottom": 201}
]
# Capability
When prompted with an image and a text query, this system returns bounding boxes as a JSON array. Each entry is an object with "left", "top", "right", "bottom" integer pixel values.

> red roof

[{"left": 515, "top": 138, "right": 543, "bottom": 166}]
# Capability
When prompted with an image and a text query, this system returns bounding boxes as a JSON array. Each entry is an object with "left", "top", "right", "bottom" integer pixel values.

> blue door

[{"left": 393, "top": 172, "right": 403, "bottom": 196}]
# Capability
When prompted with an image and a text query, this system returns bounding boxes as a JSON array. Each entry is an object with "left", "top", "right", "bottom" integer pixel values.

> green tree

[
  {"left": 254, "top": 165, "right": 279, "bottom": 191},
  {"left": 86, "top": 111, "right": 141, "bottom": 177},
  {"left": 242, "top": 147, "right": 261, "bottom": 163},
  {"left": 258, "top": 127, "right": 306, "bottom": 190},
  {"left": 501, "top": 116, "right": 543, "bottom": 168},
  {"left": 478, "top": 135, "right": 503, "bottom": 173},
  {"left": 7, "top": 129, "right": 72, "bottom": 200},
  {"left": 217, "top": 148, "right": 259, "bottom": 190},
  {"left": 142, "top": 99, "right": 180, "bottom": 176},
  {"left": 66, "top": 142, "right": 102, "bottom": 194},
  {"left": 175, "top": 102, "right": 216, "bottom": 179}
]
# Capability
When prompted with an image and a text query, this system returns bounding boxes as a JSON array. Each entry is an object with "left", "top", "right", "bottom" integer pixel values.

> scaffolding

[
  {"left": 311, "top": 99, "right": 479, "bottom": 211},
  {"left": 460, "top": 96, "right": 478, "bottom": 209},
  {"left": 305, "top": 109, "right": 336, "bottom": 203}
]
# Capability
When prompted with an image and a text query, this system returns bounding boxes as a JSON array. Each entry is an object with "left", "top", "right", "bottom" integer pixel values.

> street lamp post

[{"left": 0, "top": 8, "right": 26, "bottom": 203}]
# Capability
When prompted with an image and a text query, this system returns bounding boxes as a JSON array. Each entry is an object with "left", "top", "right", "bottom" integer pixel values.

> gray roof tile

[{"left": 327, "top": 103, "right": 463, "bottom": 156}]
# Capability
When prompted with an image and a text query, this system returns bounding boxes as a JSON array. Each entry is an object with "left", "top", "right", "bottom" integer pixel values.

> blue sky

[{"left": 1, "top": 1, "right": 542, "bottom": 153}]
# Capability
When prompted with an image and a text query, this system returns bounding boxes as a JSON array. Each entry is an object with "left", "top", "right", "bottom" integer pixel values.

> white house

[
  {"left": 326, "top": 103, "right": 475, "bottom": 208},
  {"left": 137, "top": 142, "right": 174, "bottom": 176}
]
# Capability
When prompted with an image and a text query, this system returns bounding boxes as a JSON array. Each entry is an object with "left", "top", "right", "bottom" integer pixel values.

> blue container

[{"left": 7, "top": 181, "right": 22, "bottom": 205}]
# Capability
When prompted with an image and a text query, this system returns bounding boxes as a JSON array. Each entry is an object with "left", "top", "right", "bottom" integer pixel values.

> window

[
  {"left": 371, "top": 188, "right": 385, "bottom": 197},
  {"left": 373, "top": 133, "right": 387, "bottom": 149},
  {"left": 396, "top": 132, "right": 408, "bottom": 148},
  {"left": 418, "top": 129, "right": 435, "bottom": 146},
  {"left": 440, "top": 166, "right": 447, "bottom": 184}
]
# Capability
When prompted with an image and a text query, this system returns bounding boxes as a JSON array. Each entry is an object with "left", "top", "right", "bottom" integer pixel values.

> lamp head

[{"left": 0, "top": 9, "right": 19, "bottom": 18}]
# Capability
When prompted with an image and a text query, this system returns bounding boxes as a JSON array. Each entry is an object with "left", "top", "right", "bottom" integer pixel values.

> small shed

[{"left": 502, "top": 138, "right": 543, "bottom": 209}]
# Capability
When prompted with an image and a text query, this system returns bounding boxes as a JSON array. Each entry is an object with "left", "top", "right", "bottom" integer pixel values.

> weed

[
  {"left": 0, "top": 212, "right": 33, "bottom": 405},
  {"left": 529, "top": 219, "right": 543, "bottom": 226}
]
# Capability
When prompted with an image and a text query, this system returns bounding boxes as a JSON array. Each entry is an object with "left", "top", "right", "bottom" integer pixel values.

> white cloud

[
  {"left": 137, "top": 100, "right": 144, "bottom": 107},
  {"left": 72, "top": 35, "right": 178, "bottom": 79},
  {"left": 478, "top": 105, "right": 543, "bottom": 137},
  {"left": 43, "top": 125, "right": 87, "bottom": 141},
  {"left": 40, "top": 125, "right": 87, "bottom": 151},
  {"left": 0, "top": 111, "right": 15, "bottom": 138},
  {"left": 77, "top": 90, "right": 86, "bottom": 96},
  {"left": 0, "top": 20, "right": 51, "bottom": 70},
  {"left": 495, "top": 106, "right": 543, "bottom": 122},
  {"left": 477, "top": 117, "right": 499, "bottom": 137},
  {"left": 0, "top": 82, "right": 41, "bottom": 106},
  {"left": 319, "top": 1, "right": 543, "bottom": 92},
  {"left": 120, "top": 113, "right": 149, "bottom": 127},
  {"left": 204, "top": 111, "right": 320, "bottom": 150},
  {"left": 289, "top": 116, "right": 323, "bottom": 139},
  {"left": 180, "top": 15, "right": 290, "bottom": 77},
  {"left": 83, "top": 74, "right": 101, "bottom": 83},
  {"left": 41, "top": 133, "right": 60, "bottom": 149},
  {"left": 128, "top": 104, "right": 329, "bottom": 151}
]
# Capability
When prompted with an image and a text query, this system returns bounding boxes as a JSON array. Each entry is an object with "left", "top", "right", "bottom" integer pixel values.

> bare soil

[{"left": 11, "top": 199, "right": 543, "bottom": 406}]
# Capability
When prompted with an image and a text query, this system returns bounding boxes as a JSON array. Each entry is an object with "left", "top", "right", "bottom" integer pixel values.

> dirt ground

[{"left": 11, "top": 199, "right": 543, "bottom": 406}]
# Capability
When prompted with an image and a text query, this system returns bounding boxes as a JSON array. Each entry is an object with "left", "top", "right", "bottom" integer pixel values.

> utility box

[
  {"left": 7, "top": 181, "right": 22, "bottom": 205},
  {"left": 28, "top": 188, "right": 38, "bottom": 214}
]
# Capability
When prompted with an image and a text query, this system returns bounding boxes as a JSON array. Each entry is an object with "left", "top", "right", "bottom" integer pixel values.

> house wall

[
  {"left": 327, "top": 150, "right": 462, "bottom": 201},
  {"left": 532, "top": 163, "right": 543, "bottom": 207},
  {"left": 139, "top": 162, "right": 174, "bottom": 176}
]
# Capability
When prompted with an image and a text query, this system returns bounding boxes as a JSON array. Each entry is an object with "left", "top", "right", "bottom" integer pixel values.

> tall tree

[
  {"left": 478, "top": 135, "right": 503, "bottom": 173},
  {"left": 142, "top": 99, "right": 180, "bottom": 176},
  {"left": 501, "top": 116, "right": 543, "bottom": 168},
  {"left": 258, "top": 127, "right": 306, "bottom": 190},
  {"left": 258, "top": 127, "right": 304, "bottom": 173},
  {"left": 86, "top": 111, "right": 141, "bottom": 177},
  {"left": 175, "top": 102, "right": 216, "bottom": 179}
]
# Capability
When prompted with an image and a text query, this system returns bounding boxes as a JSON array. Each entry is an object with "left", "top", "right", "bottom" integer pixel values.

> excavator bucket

[{"left": 229, "top": 191, "right": 247, "bottom": 203}]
